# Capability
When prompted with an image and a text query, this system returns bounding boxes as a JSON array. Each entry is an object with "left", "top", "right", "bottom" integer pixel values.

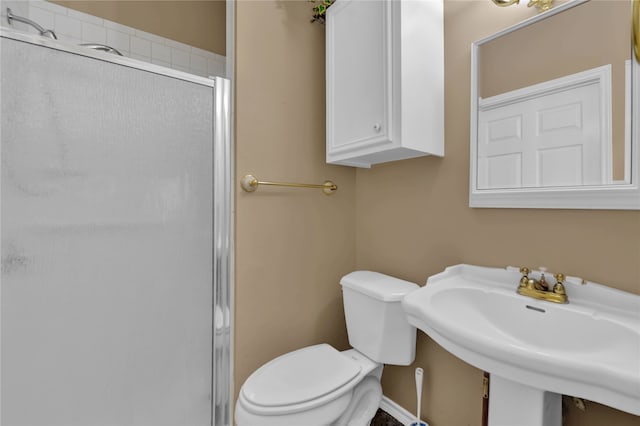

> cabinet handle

[{"left": 373, "top": 123, "right": 382, "bottom": 132}]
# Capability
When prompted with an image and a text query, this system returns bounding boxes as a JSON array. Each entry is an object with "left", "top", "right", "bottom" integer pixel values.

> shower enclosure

[{"left": 0, "top": 29, "right": 232, "bottom": 425}]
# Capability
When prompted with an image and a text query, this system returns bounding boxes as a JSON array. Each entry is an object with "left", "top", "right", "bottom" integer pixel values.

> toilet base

[
  {"left": 333, "top": 376, "right": 382, "bottom": 426},
  {"left": 236, "top": 390, "right": 353, "bottom": 426}
]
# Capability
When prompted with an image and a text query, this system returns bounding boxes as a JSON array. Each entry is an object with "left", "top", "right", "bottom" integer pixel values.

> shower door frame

[{"left": 0, "top": 28, "right": 235, "bottom": 426}]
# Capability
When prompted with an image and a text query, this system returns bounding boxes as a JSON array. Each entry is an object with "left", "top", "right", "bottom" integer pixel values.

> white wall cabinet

[{"left": 326, "top": 0, "right": 444, "bottom": 168}]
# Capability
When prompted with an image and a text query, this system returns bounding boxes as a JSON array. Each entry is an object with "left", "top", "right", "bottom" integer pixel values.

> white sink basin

[{"left": 402, "top": 264, "right": 640, "bottom": 418}]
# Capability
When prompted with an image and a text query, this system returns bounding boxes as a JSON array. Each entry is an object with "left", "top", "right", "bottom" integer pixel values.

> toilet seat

[
  {"left": 238, "top": 346, "right": 379, "bottom": 417},
  {"left": 242, "top": 344, "right": 362, "bottom": 408}
]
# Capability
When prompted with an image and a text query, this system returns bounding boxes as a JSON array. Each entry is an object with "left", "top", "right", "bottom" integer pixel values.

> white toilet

[{"left": 235, "top": 271, "right": 419, "bottom": 426}]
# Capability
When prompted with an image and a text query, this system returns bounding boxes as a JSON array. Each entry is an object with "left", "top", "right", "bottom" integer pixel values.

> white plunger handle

[{"left": 415, "top": 367, "right": 423, "bottom": 424}]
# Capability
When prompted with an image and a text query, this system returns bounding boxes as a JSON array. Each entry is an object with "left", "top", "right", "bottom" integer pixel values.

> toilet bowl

[
  {"left": 235, "top": 271, "right": 419, "bottom": 426},
  {"left": 235, "top": 345, "right": 382, "bottom": 425}
]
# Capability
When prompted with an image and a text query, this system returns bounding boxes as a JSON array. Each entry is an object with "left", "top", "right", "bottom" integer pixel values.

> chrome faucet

[
  {"left": 6, "top": 9, "right": 123, "bottom": 56},
  {"left": 517, "top": 267, "right": 568, "bottom": 304},
  {"left": 6, "top": 8, "right": 58, "bottom": 40},
  {"left": 79, "top": 43, "right": 124, "bottom": 56}
]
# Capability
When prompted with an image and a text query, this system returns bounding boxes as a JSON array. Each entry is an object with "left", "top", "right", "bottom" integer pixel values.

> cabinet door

[{"left": 326, "top": 0, "right": 392, "bottom": 160}]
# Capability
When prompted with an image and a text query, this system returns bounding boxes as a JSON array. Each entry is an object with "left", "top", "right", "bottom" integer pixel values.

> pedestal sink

[{"left": 402, "top": 264, "right": 640, "bottom": 426}]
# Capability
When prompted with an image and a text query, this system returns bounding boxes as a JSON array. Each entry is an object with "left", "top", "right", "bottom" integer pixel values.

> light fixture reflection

[{"left": 492, "top": 0, "right": 554, "bottom": 13}]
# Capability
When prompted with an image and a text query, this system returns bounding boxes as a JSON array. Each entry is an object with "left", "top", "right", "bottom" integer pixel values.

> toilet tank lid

[{"left": 340, "top": 271, "right": 419, "bottom": 302}]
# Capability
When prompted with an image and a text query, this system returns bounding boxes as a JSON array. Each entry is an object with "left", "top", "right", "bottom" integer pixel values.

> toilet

[{"left": 235, "top": 271, "right": 419, "bottom": 426}]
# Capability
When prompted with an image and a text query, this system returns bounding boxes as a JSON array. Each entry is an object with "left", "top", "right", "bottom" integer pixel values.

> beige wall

[
  {"left": 355, "top": 1, "right": 640, "bottom": 426},
  {"left": 50, "top": 0, "right": 226, "bottom": 55},
  {"left": 234, "top": 1, "right": 640, "bottom": 426},
  {"left": 234, "top": 0, "right": 356, "bottom": 398},
  {"left": 479, "top": 1, "right": 629, "bottom": 98}
]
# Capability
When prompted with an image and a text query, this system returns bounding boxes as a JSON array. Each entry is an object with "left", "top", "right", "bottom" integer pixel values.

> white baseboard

[{"left": 380, "top": 395, "right": 429, "bottom": 426}]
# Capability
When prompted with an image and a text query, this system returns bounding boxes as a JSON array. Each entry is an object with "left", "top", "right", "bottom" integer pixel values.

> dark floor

[{"left": 370, "top": 408, "right": 405, "bottom": 426}]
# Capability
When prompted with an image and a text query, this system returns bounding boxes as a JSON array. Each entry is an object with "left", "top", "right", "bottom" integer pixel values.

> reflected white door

[
  {"left": 1, "top": 37, "right": 213, "bottom": 425},
  {"left": 478, "top": 68, "right": 611, "bottom": 189}
]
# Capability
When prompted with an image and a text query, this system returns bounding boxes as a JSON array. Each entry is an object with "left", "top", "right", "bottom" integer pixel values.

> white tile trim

[
  {"left": 130, "top": 53, "right": 151, "bottom": 63},
  {"left": 3, "top": 0, "right": 29, "bottom": 17},
  {"left": 190, "top": 53, "right": 208, "bottom": 73},
  {"left": 26, "top": 6, "right": 55, "bottom": 30},
  {"left": 0, "top": 0, "right": 226, "bottom": 78},
  {"left": 68, "top": 8, "right": 104, "bottom": 27},
  {"left": 28, "top": 0, "right": 67, "bottom": 15},
  {"left": 380, "top": 395, "right": 429, "bottom": 426},
  {"left": 171, "top": 47, "right": 190, "bottom": 68},
  {"left": 165, "top": 38, "right": 192, "bottom": 51},
  {"left": 1, "top": 28, "right": 217, "bottom": 87},
  {"left": 130, "top": 36, "right": 151, "bottom": 57},
  {"left": 134, "top": 29, "right": 167, "bottom": 44},
  {"left": 81, "top": 21, "right": 106, "bottom": 44},
  {"left": 191, "top": 45, "right": 217, "bottom": 59},
  {"left": 103, "top": 19, "right": 135, "bottom": 35},
  {"left": 53, "top": 14, "right": 82, "bottom": 38},
  {"left": 106, "top": 28, "right": 130, "bottom": 52},
  {"left": 151, "top": 42, "right": 171, "bottom": 63}
]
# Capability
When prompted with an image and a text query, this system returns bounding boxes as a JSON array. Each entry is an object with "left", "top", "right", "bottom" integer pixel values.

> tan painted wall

[
  {"left": 234, "top": 0, "right": 356, "bottom": 400},
  {"left": 50, "top": 0, "right": 226, "bottom": 55},
  {"left": 355, "top": 1, "right": 640, "bottom": 426}
]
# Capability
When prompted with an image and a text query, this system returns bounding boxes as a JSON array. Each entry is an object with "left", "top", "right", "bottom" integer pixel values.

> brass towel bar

[{"left": 241, "top": 174, "right": 337, "bottom": 195}]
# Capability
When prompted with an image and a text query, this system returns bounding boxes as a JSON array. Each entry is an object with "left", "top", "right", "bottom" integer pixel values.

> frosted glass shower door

[{"left": 1, "top": 36, "right": 215, "bottom": 425}]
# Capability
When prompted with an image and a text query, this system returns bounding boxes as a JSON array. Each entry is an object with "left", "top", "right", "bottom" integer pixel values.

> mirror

[{"left": 470, "top": 0, "right": 640, "bottom": 209}]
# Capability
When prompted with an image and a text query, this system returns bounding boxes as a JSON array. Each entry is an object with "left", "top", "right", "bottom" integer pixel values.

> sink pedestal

[{"left": 489, "top": 375, "right": 561, "bottom": 426}]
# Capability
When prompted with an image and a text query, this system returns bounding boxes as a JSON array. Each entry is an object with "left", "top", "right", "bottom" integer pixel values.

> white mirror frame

[{"left": 469, "top": 0, "right": 640, "bottom": 209}]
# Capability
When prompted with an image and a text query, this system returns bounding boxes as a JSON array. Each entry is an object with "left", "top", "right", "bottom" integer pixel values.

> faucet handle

[
  {"left": 519, "top": 267, "right": 530, "bottom": 288},
  {"left": 553, "top": 273, "right": 566, "bottom": 295}
]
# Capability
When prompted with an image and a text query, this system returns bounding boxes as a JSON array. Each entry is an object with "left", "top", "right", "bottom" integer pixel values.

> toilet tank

[{"left": 340, "top": 271, "right": 419, "bottom": 365}]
